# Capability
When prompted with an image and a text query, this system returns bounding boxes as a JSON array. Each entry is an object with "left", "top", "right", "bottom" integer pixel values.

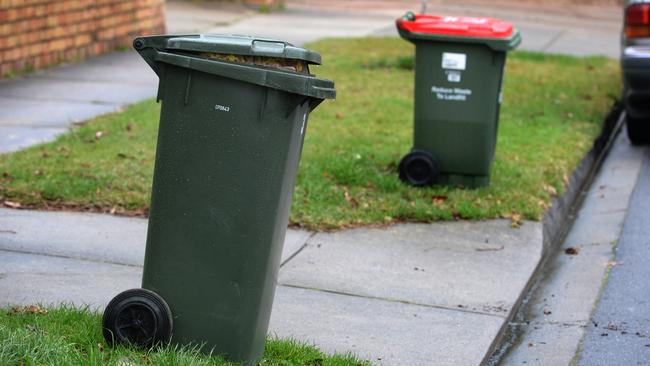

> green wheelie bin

[
  {"left": 101, "top": 34, "right": 335, "bottom": 365},
  {"left": 396, "top": 12, "right": 520, "bottom": 188}
]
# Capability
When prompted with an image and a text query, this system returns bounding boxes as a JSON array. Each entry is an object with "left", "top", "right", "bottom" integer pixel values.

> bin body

[
  {"left": 133, "top": 34, "right": 335, "bottom": 365},
  {"left": 397, "top": 14, "right": 520, "bottom": 187}
]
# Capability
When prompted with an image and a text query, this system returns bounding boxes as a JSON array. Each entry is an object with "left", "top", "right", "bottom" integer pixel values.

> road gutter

[{"left": 483, "top": 103, "right": 625, "bottom": 365}]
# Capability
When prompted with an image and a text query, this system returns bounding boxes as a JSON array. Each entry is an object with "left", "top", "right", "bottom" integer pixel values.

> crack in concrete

[
  {"left": 277, "top": 283, "right": 508, "bottom": 318},
  {"left": 541, "top": 30, "right": 567, "bottom": 52},
  {"left": 280, "top": 232, "right": 316, "bottom": 268},
  {"left": 510, "top": 320, "right": 589, "bottom": 328},
  {"left": 0, "top": 248, "right": 141, "bottom": 268},
  {"left": 0, "top": 94, "right": 121, "bottom": 106}
]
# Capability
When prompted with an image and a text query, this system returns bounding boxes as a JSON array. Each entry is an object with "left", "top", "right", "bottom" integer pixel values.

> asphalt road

[{"left": 578, "top": 146, "right": 650, "bottom": 365}]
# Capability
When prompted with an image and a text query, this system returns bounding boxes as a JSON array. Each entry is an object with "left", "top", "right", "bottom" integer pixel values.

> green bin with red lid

[{"left": 396, "top": 12, "right": 520, "bottom": 188}]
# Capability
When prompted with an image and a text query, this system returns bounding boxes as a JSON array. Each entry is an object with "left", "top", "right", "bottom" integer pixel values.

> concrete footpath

[
  {"left": 0, "top": 210, "right": 541, "bottom": 365},
  {"left": 0, "top": 1, "right": 625, "bottom": 365}
]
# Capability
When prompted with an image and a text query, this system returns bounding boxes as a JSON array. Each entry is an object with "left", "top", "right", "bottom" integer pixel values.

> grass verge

[
  {"left": 0, "top": 305, "right": 368, "bottom": 365},
  {"left": 0, "top": 38, "right": 621, "bottom": 230}
]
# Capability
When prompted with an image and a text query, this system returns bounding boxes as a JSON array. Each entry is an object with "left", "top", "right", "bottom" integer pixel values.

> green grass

[
  {"left": 0, "top": 37, "right": 621, "bottom": 230},
  {"left": 0, "top": 305, "right": 368, "bottom": 365}
]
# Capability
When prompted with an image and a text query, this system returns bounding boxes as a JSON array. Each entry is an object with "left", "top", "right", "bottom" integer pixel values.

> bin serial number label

[
  {"left": 215, "top": 104, "right": 230, "bottom": 112},
  {"left": 432, "top": 86, "right": 472, "bottom": 101}
]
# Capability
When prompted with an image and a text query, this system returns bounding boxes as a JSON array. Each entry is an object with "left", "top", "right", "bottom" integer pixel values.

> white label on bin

[
  {"left": 215, "top": 104, "right": 230, "bottom": 112},
  {"left": 446, "top": 70, "right": 462, "bottom": 83},
  {"left": 441, "top": 52, "right": 467, "bottom": 70},
  {"left": 431, "top": 86, "right": 472, "bottom": 102}
]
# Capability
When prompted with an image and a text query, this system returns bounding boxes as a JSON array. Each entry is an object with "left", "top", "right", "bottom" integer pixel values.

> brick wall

[{"left": 0, "top": 0, "right": 166, "bottom": 77}]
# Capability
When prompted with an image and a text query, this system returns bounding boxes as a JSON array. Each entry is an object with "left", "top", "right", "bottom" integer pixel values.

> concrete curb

[{"left": 483, "top": 103, "right": 626, "bottom": 365}]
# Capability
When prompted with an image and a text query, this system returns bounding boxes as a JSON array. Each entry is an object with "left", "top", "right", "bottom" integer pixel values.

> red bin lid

[{"left": 397, "top": 14, "right": 514, "bottom": 39}]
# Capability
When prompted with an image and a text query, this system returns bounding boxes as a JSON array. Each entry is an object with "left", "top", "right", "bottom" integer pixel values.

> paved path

[
  {"left": 0, "top": 209, "right": 541, "bottom": 365},
  {"left": 0, "top": 1, "right": 624, "bottom": 365}
]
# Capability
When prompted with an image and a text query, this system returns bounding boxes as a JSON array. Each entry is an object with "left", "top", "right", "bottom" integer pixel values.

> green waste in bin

[
  {"left": 396, "top": 12, "right": 520, "bottom": 188},
  {"left": 101, "top": 34, "right": 335, "bottom": 365}
]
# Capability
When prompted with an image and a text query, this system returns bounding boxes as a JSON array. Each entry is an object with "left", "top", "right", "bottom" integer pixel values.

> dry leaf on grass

[
  {"left": 3, "top": 200, "right": 21, "bottom": 209},
  {"left": 9, "top": 305, "right": 48, "bottom": 315},
  {"left": 543, "top": 183, "right": 558, "bottom": 196},
  {"left": 431, "top": 195, "right": 447, "bottom": 205},
  {"left": 343, "top": 190, "right": 359, "bottom": 208}
]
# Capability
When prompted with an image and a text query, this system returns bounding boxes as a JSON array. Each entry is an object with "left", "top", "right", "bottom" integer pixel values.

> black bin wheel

[
  {"left": 102, "top": 288, "right": 173, "bottom": 348},
  {"left": 398, "top": 150, "right": 440, "bottom": 187}
]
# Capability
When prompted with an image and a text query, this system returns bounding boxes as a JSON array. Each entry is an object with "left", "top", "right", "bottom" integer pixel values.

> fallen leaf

[
  {"left": 510, "top": 213, "right": 522, "bottom": 228},
  {"left": 543, "top": 184, "right": 557, "bottom": 196},
  {"left": 9, "top": 305, "right": 48, "bottom": 315},
  {"left": 431, "top": 195, "right": 447, "bottom": 205},
  {"left": 3, "top": 200, "right": 21, "bottom": 209},
  {"left": 564, "top": 247, "right": 580, "bottom": 255},
  {"left": 343, "top": 190, "right": 359, "bottom": 208},
  {"left": 335, "top": 112, "right": 344, "bottom": 120},
  {"left": 33, "top": 169, "right": 43, "bottom": 176}
]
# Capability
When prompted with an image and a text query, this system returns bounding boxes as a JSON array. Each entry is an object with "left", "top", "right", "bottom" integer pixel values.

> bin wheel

[
  {"left": 398, "top": 150, "right": 440, "bottom": 186},
  {"left": 102, "top": 288, "right": 173, "bottom": 348}
]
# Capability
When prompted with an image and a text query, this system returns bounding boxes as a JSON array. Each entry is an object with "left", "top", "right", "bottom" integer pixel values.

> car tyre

[{"left": 627, "top": 115, "right": 650, "bottom": 145}]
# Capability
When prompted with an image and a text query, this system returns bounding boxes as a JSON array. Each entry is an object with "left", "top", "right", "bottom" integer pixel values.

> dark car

[{"left": 622, "top": 0, "right": 650, "bottom": 144}]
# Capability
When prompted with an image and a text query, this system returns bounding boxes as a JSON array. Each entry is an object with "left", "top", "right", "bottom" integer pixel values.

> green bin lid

[
  {"left": 134, "top": 34, "right": 322, "bottom": 64},
  {"left": 133, "top": 34, "right": 335, "bottom": 101}
]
